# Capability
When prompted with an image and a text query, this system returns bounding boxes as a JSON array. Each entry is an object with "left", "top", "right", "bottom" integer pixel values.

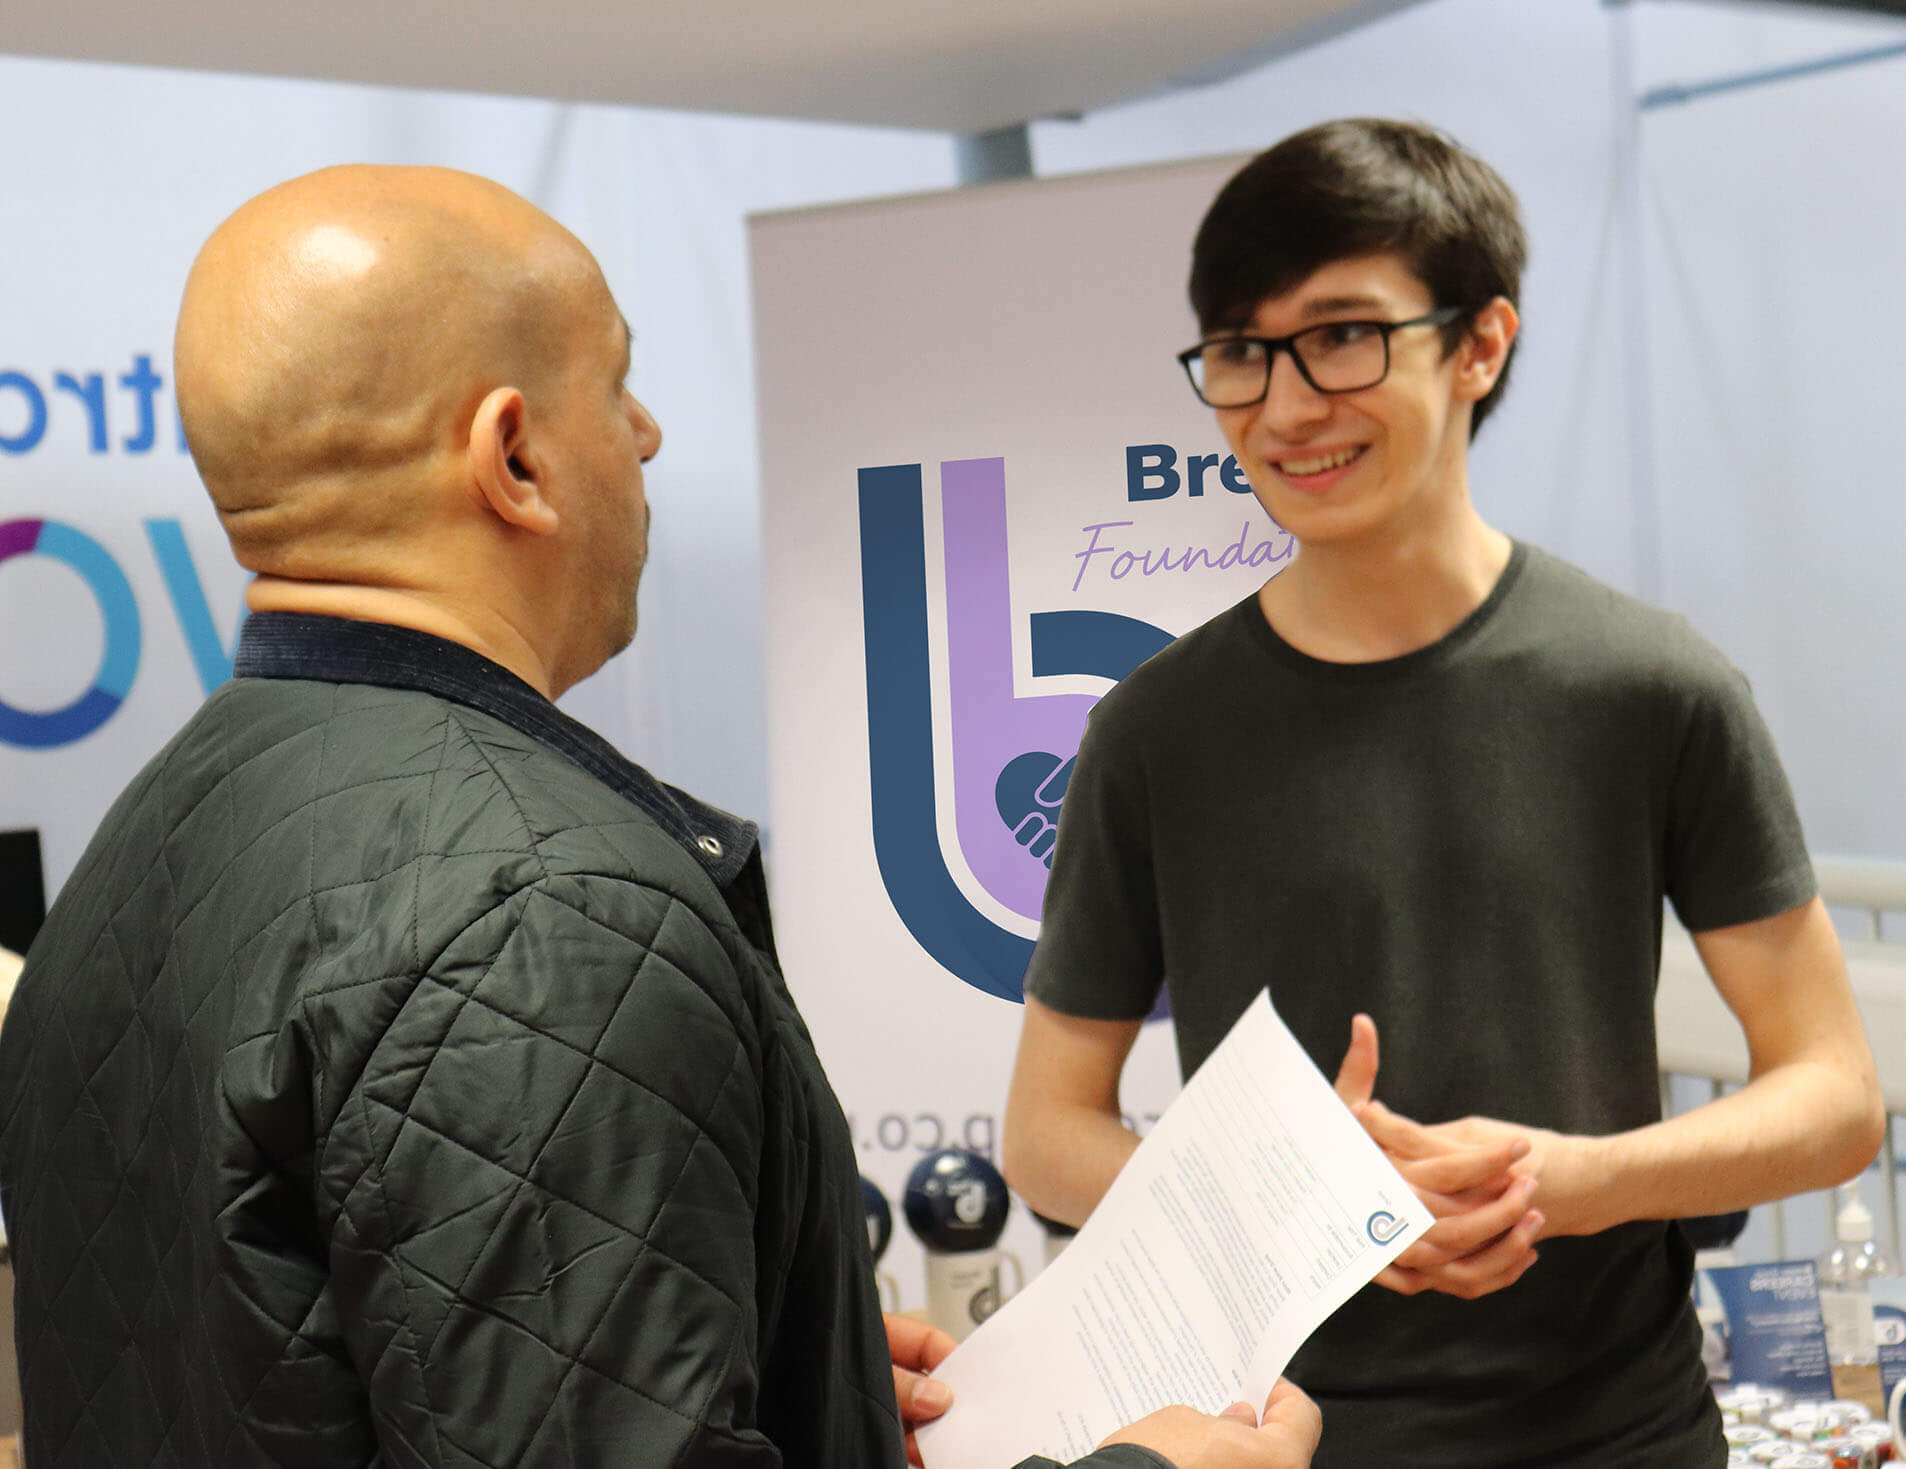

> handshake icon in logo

[{"left": 994, "top": 752, "right": 1073, "bottom": 870}]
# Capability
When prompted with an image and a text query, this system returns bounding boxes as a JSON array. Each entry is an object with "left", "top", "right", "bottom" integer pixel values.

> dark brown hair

[{"left": 1189, "top": 118, "right": 1527, "bottom": 436}]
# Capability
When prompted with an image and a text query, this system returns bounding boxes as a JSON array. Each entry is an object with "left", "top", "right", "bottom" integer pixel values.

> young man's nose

[{"left": 1258, "top": 349, "right": 1331, "bottom": 433}]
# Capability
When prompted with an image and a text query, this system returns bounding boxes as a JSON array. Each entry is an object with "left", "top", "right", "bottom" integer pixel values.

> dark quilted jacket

[{"left": 0, "top": 666, "right": 906, "bottom": 1466}]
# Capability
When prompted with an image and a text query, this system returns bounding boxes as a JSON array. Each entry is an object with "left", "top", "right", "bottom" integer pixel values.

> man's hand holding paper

[{"left": 1100, "top": 1379, "right": 1321, "bottom": 1469}]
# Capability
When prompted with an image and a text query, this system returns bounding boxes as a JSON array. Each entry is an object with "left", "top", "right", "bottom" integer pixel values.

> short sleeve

[
  {"left": 1023, "top": 701, "right": 1165, "bottom": 1020},
  {"left": 1664, "top": 659, "right": 1817, "bottom": 932}
]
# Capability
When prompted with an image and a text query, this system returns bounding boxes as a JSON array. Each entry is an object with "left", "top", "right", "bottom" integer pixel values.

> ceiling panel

[{"left": 0, "top": 0, "right": 1424, "bottom": 134}]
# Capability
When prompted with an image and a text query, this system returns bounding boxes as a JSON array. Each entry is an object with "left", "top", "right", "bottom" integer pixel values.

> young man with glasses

[{"left": 1002, "top": 119, "right": 1882, "bottom": 1468}]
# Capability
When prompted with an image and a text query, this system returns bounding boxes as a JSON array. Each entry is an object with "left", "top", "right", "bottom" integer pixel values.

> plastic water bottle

[{"left": 1817, "top": 1180, "right": 1899, "bottom": 1413}]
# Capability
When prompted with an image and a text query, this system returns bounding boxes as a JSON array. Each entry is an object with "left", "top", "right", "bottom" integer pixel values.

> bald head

[{"left": 175, "top": 165, "right": 606, "bottom": 578}]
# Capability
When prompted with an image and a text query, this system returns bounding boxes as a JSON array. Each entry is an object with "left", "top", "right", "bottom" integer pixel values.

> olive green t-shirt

[{"left": 1024, "top": 542, "right": 1815, "bottom": 1469}]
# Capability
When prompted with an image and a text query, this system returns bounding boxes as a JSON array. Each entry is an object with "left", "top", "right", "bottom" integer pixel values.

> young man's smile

[
  {"left": 1213, "top": 252, "right": 1501, "bottom": 548},
  {"left": 1266, "top": 442, "right": 1369, "bottom": 493}
]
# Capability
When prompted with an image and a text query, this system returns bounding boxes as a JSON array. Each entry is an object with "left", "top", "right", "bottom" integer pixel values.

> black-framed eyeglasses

[{"left": 1176, "top": 306, "right": 1474, "bottom": 408}]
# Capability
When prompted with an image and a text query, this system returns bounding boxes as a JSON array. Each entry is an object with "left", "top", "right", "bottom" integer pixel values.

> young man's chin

[{"left": 1251, "top": 481, "right": 1389, "bottom": 549}]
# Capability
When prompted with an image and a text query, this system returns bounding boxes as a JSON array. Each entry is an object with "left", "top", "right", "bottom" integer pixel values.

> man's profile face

[
  {"left": 539, "top": 264, "right": 662, "bottom": 669},
  {"left": 1212, "top": 253, "right": 1473, "bottom": 550}
]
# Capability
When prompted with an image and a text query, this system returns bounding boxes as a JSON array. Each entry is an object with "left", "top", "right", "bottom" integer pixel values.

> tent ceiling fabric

[
  {"left": 2, "top": 0, "right": 1421, "bottom": 133},
  {"left": 1767, "top": 0, "right": 1906, "bottom": 14}
]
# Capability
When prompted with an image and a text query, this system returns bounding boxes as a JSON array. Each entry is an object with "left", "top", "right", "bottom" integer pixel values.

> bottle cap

[
  {"left": 903, "top": 1148, "right": 1010, "bottom": 1252},
  {"left": 1836, "top": 1181, "right": 1874, "bottom": 1243},
  {"left": 861, "top": 1175, "right": 894, "bottom": 1263}
]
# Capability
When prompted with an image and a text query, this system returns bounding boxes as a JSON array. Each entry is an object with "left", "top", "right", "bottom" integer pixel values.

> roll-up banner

[{"left": 753, "top": 155, "right": 1306, "bottom": 1303}]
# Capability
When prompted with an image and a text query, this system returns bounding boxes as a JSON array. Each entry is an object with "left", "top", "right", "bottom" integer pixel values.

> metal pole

[
  {"left": 1886, "top": 1117, "right": 1901, "bottom": 1265},
  {"left": 1606, "top": 0, "right": 1662, "bottom": 602},
  {"left": 1640, "top": 36, "right": 1906, "bottom": 111},
  {"left": 956, "top": 125, "right": 1033, "bottom": 187}
]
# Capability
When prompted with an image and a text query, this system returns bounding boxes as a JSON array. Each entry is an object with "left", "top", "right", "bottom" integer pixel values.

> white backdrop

[{"left": 754, "top": 159, "right": 1281, "bottom": 1295}]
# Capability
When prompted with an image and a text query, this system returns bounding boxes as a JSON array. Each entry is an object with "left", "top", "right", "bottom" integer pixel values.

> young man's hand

[
  {"left": 1333, "top": 1017, "right": 1547, "bottom": 1300},
  {"left": 1100, "top": 1379, "right": 1322, "bottom": 1469},
  {"left": 885, "top": 1313, "right": 958, "bottom": 1468}
]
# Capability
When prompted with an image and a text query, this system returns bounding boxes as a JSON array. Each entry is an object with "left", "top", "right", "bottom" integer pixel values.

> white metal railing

[{"left": 1657, "top": 854, "right": 1906, "bottom": 1261}]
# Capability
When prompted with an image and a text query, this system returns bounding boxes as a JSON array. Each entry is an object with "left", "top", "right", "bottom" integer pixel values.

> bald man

[{"left": 0, "top": 167, "right": 1319, "bottom": 1469}]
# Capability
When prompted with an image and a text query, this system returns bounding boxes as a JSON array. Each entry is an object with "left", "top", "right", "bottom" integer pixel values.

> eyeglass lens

[{"left": 1192, "top": 323, "right": 1390, "bottom": 406}]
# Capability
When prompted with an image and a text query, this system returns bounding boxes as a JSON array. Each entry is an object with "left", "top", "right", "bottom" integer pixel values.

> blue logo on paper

[
  {"left": 1367, "top": 1211, "right": 1405, "bottom": 1245},
  {"left": 858, "top": 459, "right": 1173, "bottom": 1002}
]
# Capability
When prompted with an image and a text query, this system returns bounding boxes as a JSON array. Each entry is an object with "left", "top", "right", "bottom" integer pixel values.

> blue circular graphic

[
  {"left": 0, "top": 519, "right": 141, "bottom": 748},
  {"left": 1366, "top": 1210, "right": 1404, "bottom": 1245}
]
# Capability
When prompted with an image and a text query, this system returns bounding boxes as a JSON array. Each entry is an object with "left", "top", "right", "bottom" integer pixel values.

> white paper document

[{"left": 916, "top": 992, "right": 1434, "bottom": 1467}]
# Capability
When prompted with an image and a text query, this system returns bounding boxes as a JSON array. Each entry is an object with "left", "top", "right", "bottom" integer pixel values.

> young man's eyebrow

[{"left": 1298, "top": 293, "right": 1388, "bottom": 319}]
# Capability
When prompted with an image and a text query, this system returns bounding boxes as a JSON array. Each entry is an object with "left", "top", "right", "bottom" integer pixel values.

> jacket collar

[{"left": 231, "top": 611, "right": 758, "bottom": 887}]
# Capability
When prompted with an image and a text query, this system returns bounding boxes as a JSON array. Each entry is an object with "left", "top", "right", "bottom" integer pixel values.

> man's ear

[
  {"left": 468, "top": 386, "right": 559, "bottom": 535},
  {"left": 1454, "top": 296, "right": 1520, "bottom": 403}
]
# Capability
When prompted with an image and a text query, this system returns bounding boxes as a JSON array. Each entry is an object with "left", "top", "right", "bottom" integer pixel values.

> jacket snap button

[{"left": 697, "top": 835, "right": 723, "bottom": 858}]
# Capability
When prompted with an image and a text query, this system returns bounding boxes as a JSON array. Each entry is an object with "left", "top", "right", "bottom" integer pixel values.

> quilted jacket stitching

[
  {"left": 33, "top": 895, "right": 718, "bottom": 1461},
  {"left": 368, "top": 962, "right": 754, "bottom": 1210},
  {"left": 215, "top": 1097, "right": 356, "bottom": 1453},
  {"left": 406, "top": 918, "right": 611, "bottom": 1378},
  {"left": 479, "top": 881, "right": 753, "bottom": 1061},
  {"left": 514, "top": 1045, "right": 728, "bottom": 1464},
  {"left": 431, "top": 1424, "right": 509, "bottom": 1469},
  {"left": 358, "top": 1077, "right": 451, "bottom": 1468},
  {"left": 36, "top": 765, "right": 431, "bottom": 1256},
  {"left": 297, "top": 885, "right": 526, "bottom": 1225},
  {"left": 35, "top": 1326, "right": 114, "bottom": 1465},
  {"left": 360, "top": 1092, "right": 749, "bottom": 1314},
  {"left": 0, "top": 936, "right": 136, "bottom": 1307},
  {"left": 85, "top": 933, "right": 178, "bottom": 1438},
  {"left": 5, "top": 672, "right": 899, "bottom": 1467},
  {"left": 663, "top": 1239, "right": 761, "bottom": 1469},
  {"left": 33, "top": 1037, "right": 153, "bottom": 1466},
  {"left": 361, "top": 1185, "right": 732, "bottom": 1438},
  {"left": 308, "top": 888, "right": 533, "bottom": 1165},
  {"left": 19, "top": 796, "right": 362, "bottom": 1465},
  {"left": 109, "top": 764, "right": 459, "bottom": 995},
  {"left": 442, "top": 699, "right": 762, "bottom": 1020},
  {"left": 162, "top": 736, "right": 233, "bottom": 1461},
  {"left": 442, "top": 705, "right": 552, "bottom": 883},
  {"left": 28, "top": 1006, "right": 141, "bottom": 1376},
  {"left": 218, "top": 1286, "right": 340, "bottom": 1452},
  {"left": 307, "top": 688, "right": 334, "bottom": 1012},
  {"left": 414, "top": 720, "right": 441, "bottom": 981},
  {"left": 666, "top": 1034, "right": 757, "bottom": 1430}
]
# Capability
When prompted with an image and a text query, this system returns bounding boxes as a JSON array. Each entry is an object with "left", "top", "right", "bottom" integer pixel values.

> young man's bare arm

[
  {"left": 1361, "top": 897, "right": 1885, "bottom": 1250},
  {"left": 1001, "top": 997, "right": 1145, "bottom": 1227}
]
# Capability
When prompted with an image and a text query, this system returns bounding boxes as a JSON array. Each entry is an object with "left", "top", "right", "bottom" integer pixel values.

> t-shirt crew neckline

[{"left": 1239, "top": 538, "right": 1530, "bottom": 684}]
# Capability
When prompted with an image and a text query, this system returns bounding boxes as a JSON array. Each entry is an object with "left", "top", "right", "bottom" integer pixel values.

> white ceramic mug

[
  {"left": 924, "top": 1247, "right": 1024, "bottom": 1342},
  {"left": 1889, "top": 1372, "right": 1905, "bottom": 1455}
]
